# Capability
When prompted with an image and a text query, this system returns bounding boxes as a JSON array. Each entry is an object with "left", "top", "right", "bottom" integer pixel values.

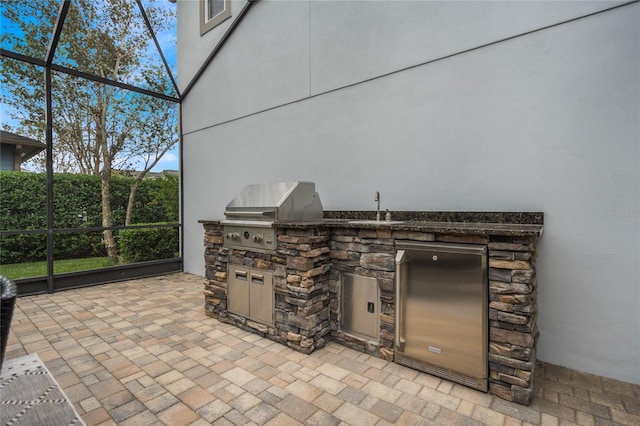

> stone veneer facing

[
  {"left": 487, "top": 239, "right": 538, "bottom": 405},
  {"left": 202, "top": 219, "right": 540, "bottom": 405},
  {"left": 328, "top": 226, "right": 397, "bottom": 361},
  {"left": 203, "top": 224, "right": 332, "bottom": 354}
]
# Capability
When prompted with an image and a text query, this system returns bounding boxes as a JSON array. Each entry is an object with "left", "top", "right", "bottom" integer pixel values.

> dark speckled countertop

[
  {"left": 201, "top": 211, "right": 543, "bottom": 237},
  {"left": 281, "top": 219, "right": 542, "bottom": 237}
]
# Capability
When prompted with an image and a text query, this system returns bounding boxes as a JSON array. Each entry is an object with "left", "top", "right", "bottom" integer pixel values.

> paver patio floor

[{"left": 4, "top": 272, "right": 639, "bottom": 425}]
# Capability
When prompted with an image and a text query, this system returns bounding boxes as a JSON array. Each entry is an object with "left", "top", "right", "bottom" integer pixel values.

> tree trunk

[
  {"left": 98, "top": 88, "right": 118, "bottom": 264},
  {"left": 125, "top": 177, "right": 142, "bottom": 226},
  {"left": 101, "top": 167, "right": 119, "bottom": 264}
]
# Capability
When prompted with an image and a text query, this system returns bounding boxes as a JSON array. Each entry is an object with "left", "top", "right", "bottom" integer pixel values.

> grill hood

[{"left": 224, "top": 181, "right": 323, "bottom": 223}]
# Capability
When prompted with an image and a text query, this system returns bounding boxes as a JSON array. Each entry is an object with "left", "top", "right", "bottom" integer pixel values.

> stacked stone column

[
  {"left": 487, "top": 236, "right": 538, "bottom": 405},
  {"left": 202, "top": 222, "right": 227, "bottom": 320},
  {"left": 274, "top": 227, "right": 332, "bottom": 353}
]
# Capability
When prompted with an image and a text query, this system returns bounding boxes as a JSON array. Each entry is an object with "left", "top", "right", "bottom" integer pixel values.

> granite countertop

[
  {"left": 276, "top": 219, "right": 542, "bottom": 237},
  {"left": 201, "top": 211, "right": 544, "bottom": 237}
]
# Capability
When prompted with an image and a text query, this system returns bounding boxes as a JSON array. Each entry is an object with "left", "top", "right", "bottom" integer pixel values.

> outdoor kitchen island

[{"left": 201, "top": 211, "right": 543, "bottom": 405}]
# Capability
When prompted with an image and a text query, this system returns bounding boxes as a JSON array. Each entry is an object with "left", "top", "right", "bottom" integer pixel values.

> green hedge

[
  {"left": 0, "top": 171, "right": 178, "bottom": 264},
  {"left": 119, "top": 224, "right": 179, "bottom": 263}
]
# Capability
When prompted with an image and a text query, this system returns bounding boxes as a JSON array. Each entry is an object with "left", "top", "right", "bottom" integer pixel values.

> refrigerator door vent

[{"left": 396, "top": 353, "right": 488, "bottom": 392}]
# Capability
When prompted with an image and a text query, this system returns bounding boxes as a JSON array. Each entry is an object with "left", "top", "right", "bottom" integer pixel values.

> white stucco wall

[
  {"left": 178, "top": 1, "right": 640, "bottom": 385},
  {"left": 176, "top": 0, "right": 248, "bottom": 91}
]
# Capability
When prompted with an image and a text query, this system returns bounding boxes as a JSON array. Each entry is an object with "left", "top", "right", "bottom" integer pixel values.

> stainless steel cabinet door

[
  {"left": 341, "top": 273, "right": 379, "bottom": 340},
  {"left": 228, "top": 266, "right": 250, "bottom": 316},
  {"left": 249, "top": 270, "right": 273, "bottom": 325},
  {"left": 227, "top": 265, "right": 273, "bottom": 325},
  {"left": 396, "top": 242, "right": 487, "bottom": 383}
]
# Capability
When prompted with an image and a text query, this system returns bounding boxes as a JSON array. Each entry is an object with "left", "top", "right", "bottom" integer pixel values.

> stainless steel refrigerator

[{"left": 395, "top": 241, "right": 488, "bottom": 391}]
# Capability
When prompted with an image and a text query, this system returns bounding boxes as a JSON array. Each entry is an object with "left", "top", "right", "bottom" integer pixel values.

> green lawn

[{"left": 0, "top": 257, "right": 114, "bottom": 280}]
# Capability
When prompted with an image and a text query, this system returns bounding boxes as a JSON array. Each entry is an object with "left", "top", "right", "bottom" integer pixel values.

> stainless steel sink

[{"left": 347, "top": 220, "right": 404, "bottom": 225}]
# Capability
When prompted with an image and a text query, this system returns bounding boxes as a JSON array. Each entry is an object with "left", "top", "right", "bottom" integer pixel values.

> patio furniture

[{"left": 1, "top": 275, "right": 17, "bottom": 373}]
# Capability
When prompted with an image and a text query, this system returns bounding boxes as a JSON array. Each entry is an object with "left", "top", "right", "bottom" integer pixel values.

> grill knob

[
  {"left": 226, "top": 232, "right": 240, "bottom": 241},
  {"left": 253, "top": 234, "right": 264, "bottom": 243}
]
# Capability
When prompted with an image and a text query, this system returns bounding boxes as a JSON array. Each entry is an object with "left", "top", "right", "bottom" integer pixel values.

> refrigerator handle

[{"left": 395, "top": 250, "right": 407, "bottom": 350}]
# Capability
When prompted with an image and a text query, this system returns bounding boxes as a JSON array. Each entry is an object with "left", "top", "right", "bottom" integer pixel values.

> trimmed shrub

[
  {"left": 0, "top": 171, "right": 179, "bottom": 264},
  {"left": 119, "top": 224, "right": 179, "bottom": 263}
]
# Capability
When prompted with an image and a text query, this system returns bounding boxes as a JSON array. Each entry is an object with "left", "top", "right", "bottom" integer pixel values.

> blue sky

[
  {"left": 0, "top": 0, "right": 179, "bottom": 173},
  {"left": 140, "top": 0, "right": 179, "bottom": 172}
]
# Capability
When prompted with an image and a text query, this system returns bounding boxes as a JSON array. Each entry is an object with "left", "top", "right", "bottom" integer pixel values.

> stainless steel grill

[{"left": 222, "top": 181, "right": 323, "bottom": 252}]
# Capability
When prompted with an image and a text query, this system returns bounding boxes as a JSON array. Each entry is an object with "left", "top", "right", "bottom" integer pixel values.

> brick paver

[{"left": 5, "top": 272, "right": 640, "bottom": 425}]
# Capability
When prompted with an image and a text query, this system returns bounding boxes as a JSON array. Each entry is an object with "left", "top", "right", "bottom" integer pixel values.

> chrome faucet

[{"left": 375, "top": 191, "right": 381, "bottom": 221}]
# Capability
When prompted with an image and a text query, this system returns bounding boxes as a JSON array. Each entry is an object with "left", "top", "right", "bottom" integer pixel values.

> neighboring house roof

[{"left": 0, "top": 130, "right": 47, "bottom": 163}]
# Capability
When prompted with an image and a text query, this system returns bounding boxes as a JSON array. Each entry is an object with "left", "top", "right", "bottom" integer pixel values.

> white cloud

[{"left": 151, "top": 149, "right": 179, "bottom": 172}]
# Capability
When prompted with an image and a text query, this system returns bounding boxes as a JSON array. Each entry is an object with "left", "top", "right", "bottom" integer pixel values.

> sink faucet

[{"left": 375, "top": 191, "right": 380, "bottom": 221}]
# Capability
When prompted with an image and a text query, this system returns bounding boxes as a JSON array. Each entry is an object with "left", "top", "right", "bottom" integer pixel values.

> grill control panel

[{"left": 223, "top": 225, "right": 276, "bottom": 252}]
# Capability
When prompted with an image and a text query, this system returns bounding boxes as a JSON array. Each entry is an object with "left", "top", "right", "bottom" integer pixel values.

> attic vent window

[{"left": 200, "top": 0, "right": 231, "bottom": 35}]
